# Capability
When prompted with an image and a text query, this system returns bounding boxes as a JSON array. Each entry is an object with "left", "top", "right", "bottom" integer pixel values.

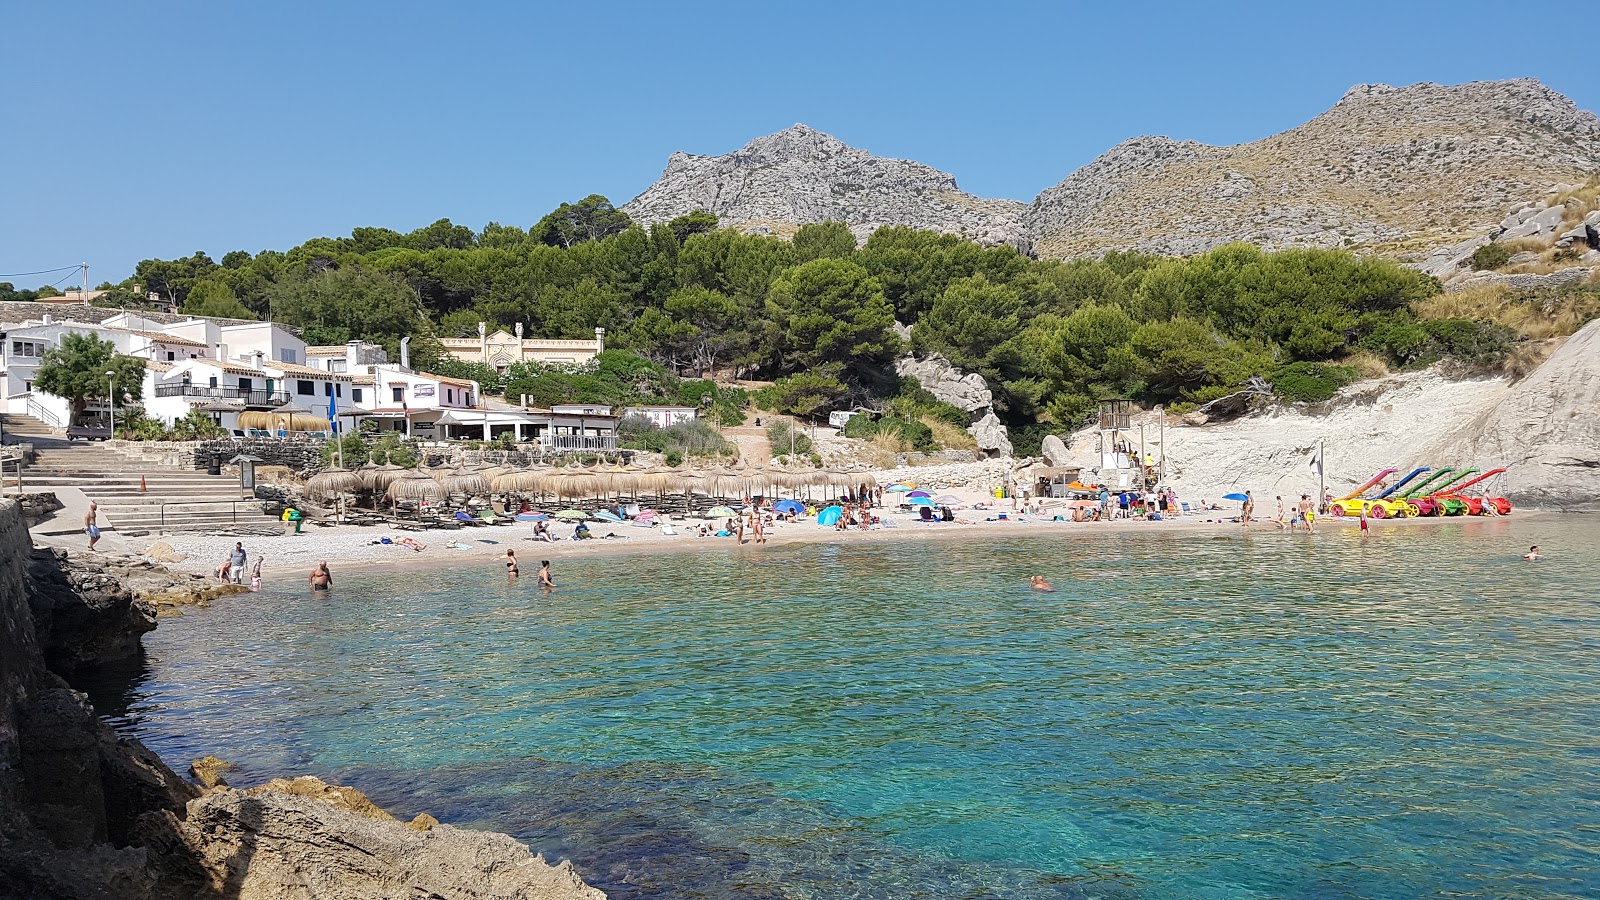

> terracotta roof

[
  {"left": 145, "top": 361, "right": 175, "bottom": 373},
  {"left": 130, "top": 330, "right": 208, "bottom": 348},
  {"left": 417, "top": 371, "right": 477, "bottom": 388},
  {"left": 304, "top": 345, "right": 347, "bottom": 355},
  {"left": 266, "top": 360, "right": 354, "bottom": 380},
  {"left": 350, "top": 375, "right": 375, "bottom": 385}
]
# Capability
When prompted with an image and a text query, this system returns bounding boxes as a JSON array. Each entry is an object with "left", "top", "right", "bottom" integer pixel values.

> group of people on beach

[{"left": 1268, "top": 494, "right": 1320, "bottom": 531}]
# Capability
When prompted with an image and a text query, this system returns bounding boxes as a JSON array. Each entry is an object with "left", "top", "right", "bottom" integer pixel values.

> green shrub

[
  {"left": 322, "top": 431, "right": 369, "bottom": 465},
  {"left": 766, "top": 418, "right": 813, "bottom": 456},
  {"left": 169, "top": 409, "right": 225, "bottom": 441},
  {"left": 1006, "top": 423, "right": 1053, "bottom": 458},
  {"left": 754, "top": 372, "right": 848, "bottom": 418},
  {"left": 841, "top": 413, "right": 879, "bottom": 440},
  {"left": 1422, "top": 318, "right": 1515, "bottom": 366},
  {"left": 665, "top": 450, "right": 683, "bottom": 467},
  {"left": 619, "top": 414, "right": 736, "bottom": 459},
  {"left": 1470, "top": 243, "right": 1513, "bottom": 271},
  {"left": 1271, "top": 362, "right": 1359, "bottom": 402}
]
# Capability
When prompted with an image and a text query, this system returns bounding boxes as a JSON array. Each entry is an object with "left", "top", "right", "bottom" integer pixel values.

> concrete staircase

[
  {"left": 0, "top": 412, "right": 58, "bottom": 443},
  {"left": 15, "top": 433, "right": 278, "bottom": 534}
]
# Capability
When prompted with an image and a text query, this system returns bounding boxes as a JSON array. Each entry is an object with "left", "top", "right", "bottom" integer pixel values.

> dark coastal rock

[
  {"left": 25, "top": 548, "right": 158, "bottom": 674},
  {"left": 178, "top": 788, "right": 605, "bottom": 900},
  {"left": 0, "top": 501, "right": 606, "bottom": 900}
]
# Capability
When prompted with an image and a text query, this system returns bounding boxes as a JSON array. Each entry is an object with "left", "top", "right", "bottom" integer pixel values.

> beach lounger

[{"left": 454, "top": 511, "right": 487, "bottom": 526}]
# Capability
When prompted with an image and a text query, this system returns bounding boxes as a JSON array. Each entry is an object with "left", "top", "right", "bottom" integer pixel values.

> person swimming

[
  {"left": 1524, "top": 545, "right": 1541, "bottom": 560},
  {"left": 1029, "top": 575, "right": 1055, "bottom": 592}
]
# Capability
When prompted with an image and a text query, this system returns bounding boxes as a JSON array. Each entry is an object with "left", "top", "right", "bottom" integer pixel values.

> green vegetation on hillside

[{"left": 95, "top": 202, "right": 1551, "bottom": 435}]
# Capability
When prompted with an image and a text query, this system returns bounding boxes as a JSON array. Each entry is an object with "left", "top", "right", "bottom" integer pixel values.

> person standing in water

[
  {"left": 85, "top": 502, "right": 102, "bottom": 551},
  {"left": 308, "top": 561, "right": 332, "bottom": 592},
  {"left": 504, "top": 549, "right": 519, "bottom": 577},
  {"left": 1359, "top": 503, "right": 1370, "bottom": 537},
  {"left": 538, "top": 560, "right": 555, "bottom": 590}
]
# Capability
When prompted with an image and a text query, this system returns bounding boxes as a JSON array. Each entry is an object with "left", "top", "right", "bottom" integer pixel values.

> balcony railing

[
  {"left": 544, "top": 434, "right": 617, "bottom": 451},
  {"left": 153, "top": 384, "right": 292, "bottom": 406}
]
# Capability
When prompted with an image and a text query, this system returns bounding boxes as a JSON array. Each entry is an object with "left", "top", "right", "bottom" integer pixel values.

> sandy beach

[{"left": 137, "top": 493, "right": 1435, "bottom": 585}]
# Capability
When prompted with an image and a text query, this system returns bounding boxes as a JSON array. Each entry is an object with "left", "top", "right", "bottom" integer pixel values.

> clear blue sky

[{"left": 4, "top": 1, "right": 1595, "bottom": 284}]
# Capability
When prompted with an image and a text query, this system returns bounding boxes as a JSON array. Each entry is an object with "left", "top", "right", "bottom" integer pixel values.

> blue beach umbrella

[
  {"left": 885, "top": 484, "right": 913, "bottom": 493},
  {"left": 907, "top": 490, "right": 934, "bottom": 498},
  {"left": 907, "top": 496, "right": 935, "bottom": 507},
  {"left": 1223, "top": 492, "right": 1250, "bottom": 502},
  {"left": 773, "top": 499, "right": 805, "bottom": 515},
  {"left": 816, "top": 505, "right": 844, "bottom": 527}
]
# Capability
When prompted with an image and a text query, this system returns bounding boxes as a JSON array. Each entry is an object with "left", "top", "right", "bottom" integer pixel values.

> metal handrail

[
  {"left": 25, "top": 397, "right": 64, "bottom": 427},
  {"left": 159, "top": 498, "right": 266, "bottom": 528}
]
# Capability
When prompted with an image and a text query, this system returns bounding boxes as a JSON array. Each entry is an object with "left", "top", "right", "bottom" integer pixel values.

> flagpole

[{"left": 1318, "top": 437, "right": 1325, "bottom": 513}]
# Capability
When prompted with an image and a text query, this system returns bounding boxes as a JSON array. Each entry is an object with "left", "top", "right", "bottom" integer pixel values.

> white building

[{"left": 623, "top": 405, "right": 698, "bottom": 428}]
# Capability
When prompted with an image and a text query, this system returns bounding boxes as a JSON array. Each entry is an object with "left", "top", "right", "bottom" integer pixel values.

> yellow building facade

[{"left": 439, "top": 323, "right": 605, "bottom": 373}]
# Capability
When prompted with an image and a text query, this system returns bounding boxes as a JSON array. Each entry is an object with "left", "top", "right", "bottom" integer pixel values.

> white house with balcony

[{"left": 2, "top": 318, "right": 217, "bottom": 428}]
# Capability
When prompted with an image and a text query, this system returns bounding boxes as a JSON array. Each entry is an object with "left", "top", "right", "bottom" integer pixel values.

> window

[
  {"left": 324, "top": 383, "right": 333, "bottom": 397},
  {"left": 296, "top": 380, "right": 314, "bottom": 396},
  {"left": 335, "top": 384, "right": 342, "bottom": 398},
  {"left": 166, "top": 351, "right": 176, "bottom": 361},
  {"left": 446, "top": 388, "right": 454, "bottom": 404},
  {"left": 10, "top": 340, "right": 44, "bottom": 358},
  {"left": 328, "top": 359, "right": 347, "bottom": 373},
  {"left": 238, "top": 377, "right": 253, "bottom": 393},
  {"left": 208, "top": 376, "right": 219, "bottom": 388},
  {"left": 352, "top": 388, "right": 363, "bottom": 404},
  {"left": 280, "top": 348, "right": 298, "bottom": 364},
  {"left": 391, "top": 386, "right": 405, "bottom": 403}
]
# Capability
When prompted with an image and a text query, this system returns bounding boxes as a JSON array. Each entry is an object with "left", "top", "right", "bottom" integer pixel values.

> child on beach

[{"left": 1359, "top": 504, "right": 1370, "bottom": 536}]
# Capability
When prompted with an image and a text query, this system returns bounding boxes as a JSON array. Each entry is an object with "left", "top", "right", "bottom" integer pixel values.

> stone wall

[{"left": 193, "top": 438, "right": 324, "bottom": 473}]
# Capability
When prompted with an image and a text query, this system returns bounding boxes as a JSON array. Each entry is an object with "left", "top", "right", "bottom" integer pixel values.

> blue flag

[{"left": 328, "top": 393, "right": 339, "bottom": 435}]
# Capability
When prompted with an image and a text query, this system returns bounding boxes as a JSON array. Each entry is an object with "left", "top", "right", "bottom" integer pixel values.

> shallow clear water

[{"left": 89, "top": 518, "right": 1600, "bottom": 899}]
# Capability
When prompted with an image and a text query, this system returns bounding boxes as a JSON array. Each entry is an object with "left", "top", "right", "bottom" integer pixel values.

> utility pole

[{"left": 81, "top": 262, "right": 88, "bottom": 298}]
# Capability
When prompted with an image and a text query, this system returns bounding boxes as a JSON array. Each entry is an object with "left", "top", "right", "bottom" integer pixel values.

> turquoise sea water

[{"left": 88, "top": 518, "right": 1600, "bottom": 899}]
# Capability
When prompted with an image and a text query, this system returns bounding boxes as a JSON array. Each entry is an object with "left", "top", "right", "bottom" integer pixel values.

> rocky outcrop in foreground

[
  {"left": 1438, "top": 317, "right": 1600, "bottom": 510},
  {"left": 622, "top": 124, "right": 1029, "bottom": 248},
  {"left": 174, "top": 782, "right": 603, "bottom": 900},
  {"left": 0, "top": 501, "right": 604, "bottom": 900}
]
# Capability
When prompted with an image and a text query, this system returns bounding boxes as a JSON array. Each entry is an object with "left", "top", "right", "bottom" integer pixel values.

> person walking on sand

[
  {"left": 1274, "top": 496, "right": 1287, "bottom": 530},
  {"left": 538, "top": 559, "right": 555, "bottom": 590},
  {"left": 1299, "top": 495, "right": 1317, "bottom": 533},
  {"left": 504, "top": 549, "right": 519, "bottom": 577},
  {"left": 308, "top": 561, "right": 332, "bottom": 592},
  {"left": 85, "top": 502, "right": 102, "bottom": 551},
  {"left": 1241, "top": 491, "right": 1254, "bottom": 527},
  {"left": 228, "top": 542, "right": 248, "bottom": 584}
]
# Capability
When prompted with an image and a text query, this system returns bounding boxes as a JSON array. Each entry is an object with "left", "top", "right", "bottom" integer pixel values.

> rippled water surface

[{"left": 91, "top": 518, "right": 1600, "bottom": 898}]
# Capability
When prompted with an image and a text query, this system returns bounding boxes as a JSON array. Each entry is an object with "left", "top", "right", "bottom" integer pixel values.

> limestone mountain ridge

[{"left": 622, "top": 79, "right": 1600, "bottom": 261}]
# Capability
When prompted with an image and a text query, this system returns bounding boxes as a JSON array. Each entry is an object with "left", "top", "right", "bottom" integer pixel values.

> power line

[{"left": 0, "top": 264, "right": 81, "bottom": 279}]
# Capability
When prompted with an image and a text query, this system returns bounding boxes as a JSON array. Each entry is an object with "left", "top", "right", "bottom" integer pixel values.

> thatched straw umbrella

[
  {"left": 435, "top": 466, "right": 491, "bottom": 496},
  {"left": 361, "top": 462, "right": 406, "bottom": 492},
  {"left": 492, "top": 470, "right": 545, "bottom": 493},
  {"left": 386, "top": 469, "right": 443, "bottom": 505},
  {"left": 306, "top": 466, "right": 362, "bottom": 499}
]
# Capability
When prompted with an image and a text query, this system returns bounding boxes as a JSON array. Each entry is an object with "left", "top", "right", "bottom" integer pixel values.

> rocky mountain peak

[
  {"left": 1027, "top": 77, "right": 1600, "bottom": 259},
  {"left": 623, "top": 125, "right": 1027, "bottom": 248}
]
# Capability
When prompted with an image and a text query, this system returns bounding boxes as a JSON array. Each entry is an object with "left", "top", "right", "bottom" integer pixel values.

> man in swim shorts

[
  {"left": 308, "top": 561, "right": 332, "bottom": 591},
  {"left": 86, "top": 502, "right": 102, "bottom": 551}
]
